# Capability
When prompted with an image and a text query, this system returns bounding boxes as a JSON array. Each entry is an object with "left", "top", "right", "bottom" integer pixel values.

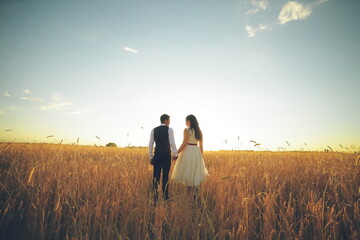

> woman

[{"left": 171, "top": 114, "right": 208, "bottom": 196}]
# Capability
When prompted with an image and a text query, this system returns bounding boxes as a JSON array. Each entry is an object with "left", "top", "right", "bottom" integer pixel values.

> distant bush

[{"left": 106, "top": 142, "right": 117, "bottom": 147}]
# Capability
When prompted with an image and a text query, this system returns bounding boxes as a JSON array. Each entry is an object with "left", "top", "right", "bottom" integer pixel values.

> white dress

[{"left": 171, "top": 128, "right": 208, "bottom": 186}]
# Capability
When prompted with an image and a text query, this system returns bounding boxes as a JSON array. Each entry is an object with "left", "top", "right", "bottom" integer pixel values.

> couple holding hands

[{"left": 148, "top": 114, "right": 208, "bottom": 201}]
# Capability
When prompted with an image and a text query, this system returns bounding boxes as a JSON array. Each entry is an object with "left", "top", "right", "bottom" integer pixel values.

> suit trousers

[{"left": 152, "top": 154, "right": 171, "bottom": 199}]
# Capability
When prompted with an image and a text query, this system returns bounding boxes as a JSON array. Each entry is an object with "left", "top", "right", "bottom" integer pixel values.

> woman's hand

[{"left": 177, "top": 128, "right": 190, "bottom": 154}]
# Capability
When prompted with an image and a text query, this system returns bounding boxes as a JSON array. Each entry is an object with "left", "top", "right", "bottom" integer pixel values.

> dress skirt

[{"left": 171, "top": 145, "right": 208, "bottom": 186}]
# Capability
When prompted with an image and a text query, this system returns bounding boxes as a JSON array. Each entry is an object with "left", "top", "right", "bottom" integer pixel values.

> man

[{"left": 149, "top": 114, "right": 178, "bottom": 201}]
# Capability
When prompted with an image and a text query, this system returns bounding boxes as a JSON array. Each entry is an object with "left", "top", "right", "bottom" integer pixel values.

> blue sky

[{"left": 0, "top": 0, "right": 359, "bottom": 151}]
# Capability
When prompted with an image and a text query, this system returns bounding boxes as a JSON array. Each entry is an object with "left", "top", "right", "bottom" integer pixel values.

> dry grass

[{"left": 0, "top": 143, "right": 359, "bottom": 239}]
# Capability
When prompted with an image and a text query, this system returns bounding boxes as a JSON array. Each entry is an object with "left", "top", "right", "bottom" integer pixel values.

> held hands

[{"left": 151, "top": 156, "right": 177, "bottom": 164}]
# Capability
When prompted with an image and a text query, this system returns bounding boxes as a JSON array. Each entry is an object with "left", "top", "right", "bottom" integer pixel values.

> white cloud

[
  {"left": 20, "top": 96, "right": 43, "bottom": 102},
  {"left": 23, "top": 89, "right": 32, "bottom": 95},
  {"left": 40, "top": 102, "right": 72, "bottom": 111},
  {"left": 259, "top": 24, "right": 268, "bottom": 30},
  {"left": 20, "top": 89, "right": 43, "bottom": 101},
  {"left": 243, "top": 0, "right": 328, "bottom": 38},
  {"left": 246, "top": 25, "right": 256, "bottom": 38},
  {"left": 40, "top": 93, "right": 72, "bottom": 111},
  {"left": 51, "top": 92, "right": 63, "bottom": 102},
  {"left": 67, "top": 107, "right": 92, "bottom": 115},
  {"left": 278, "top": 0, "right": 328, "bottom": 25},
  {"left": 123, "top": 47, "right": 139, "bottom": 54},
  {"left": 22, "top": 97, "right": 37, "bottom": 101},
  {"left": 278, "top": 2, "right": 311, "bottom": 25},
  {"left": 17, "top": 91, "right": 89, "bottom": 115},
  {"left": 246, "top": 24, "right": 269, "bottom": 38},
  {"left": 313, "top": 0, "right": 329, "bottom": 6},
  {"left": 4, "top": 91, "right": 10, "bottom": 97},
  {"left": 246, "top": 0, "right": 268, "bottom": 15}
]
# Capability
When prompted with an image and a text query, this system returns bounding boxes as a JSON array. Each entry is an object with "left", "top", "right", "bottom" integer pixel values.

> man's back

[
  {"left": 148, "top": 114, "right": 178, "bottom": 202},
  {"left": 154, "top": 125, "right": 170, "bottom": 156}
]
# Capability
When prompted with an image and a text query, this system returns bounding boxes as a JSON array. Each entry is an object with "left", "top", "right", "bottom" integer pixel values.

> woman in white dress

[{"left": 171, "top": 114, "right": 208, "bottom": 196}]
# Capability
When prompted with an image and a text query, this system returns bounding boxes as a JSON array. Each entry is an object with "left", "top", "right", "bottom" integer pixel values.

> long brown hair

[{"left": 186, "top": 114, "right": 202, "bottom": 140}]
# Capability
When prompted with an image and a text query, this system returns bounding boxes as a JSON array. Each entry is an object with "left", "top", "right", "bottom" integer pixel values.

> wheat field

[{"left": 0, "top": 143, "right": 359, "bottom": 240}]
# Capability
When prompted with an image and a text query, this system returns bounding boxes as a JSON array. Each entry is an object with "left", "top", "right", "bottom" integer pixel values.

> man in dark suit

[{"left": 149, "top": 114, "right": 178, "bottom": 201}]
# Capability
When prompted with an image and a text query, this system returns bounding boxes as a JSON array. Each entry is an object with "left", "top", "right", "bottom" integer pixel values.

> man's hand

[{"left": 172, "top": 156, "right": 178, "bottom": 161}]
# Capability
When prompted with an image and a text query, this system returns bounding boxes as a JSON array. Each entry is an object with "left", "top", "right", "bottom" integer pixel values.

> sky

[{"left": 0, "top": 0, "right": 359, "bottom": 151}]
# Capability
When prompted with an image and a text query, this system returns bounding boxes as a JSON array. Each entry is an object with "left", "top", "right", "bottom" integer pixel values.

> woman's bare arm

[
  {"left": 177, "top": 128, "right": 189, "bottom": 154},
  {"left": 199, "top": 138, "right": 203, "bottom": 155}
]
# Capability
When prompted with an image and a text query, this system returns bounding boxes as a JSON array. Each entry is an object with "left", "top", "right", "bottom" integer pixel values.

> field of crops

[{"left": 0, "top": 143, "right": 359, "bottom": 239}]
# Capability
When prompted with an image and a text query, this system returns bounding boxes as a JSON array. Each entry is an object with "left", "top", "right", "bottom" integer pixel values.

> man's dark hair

[{"left": 160, "top": 114, "right": 170, "bottom": 123}]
